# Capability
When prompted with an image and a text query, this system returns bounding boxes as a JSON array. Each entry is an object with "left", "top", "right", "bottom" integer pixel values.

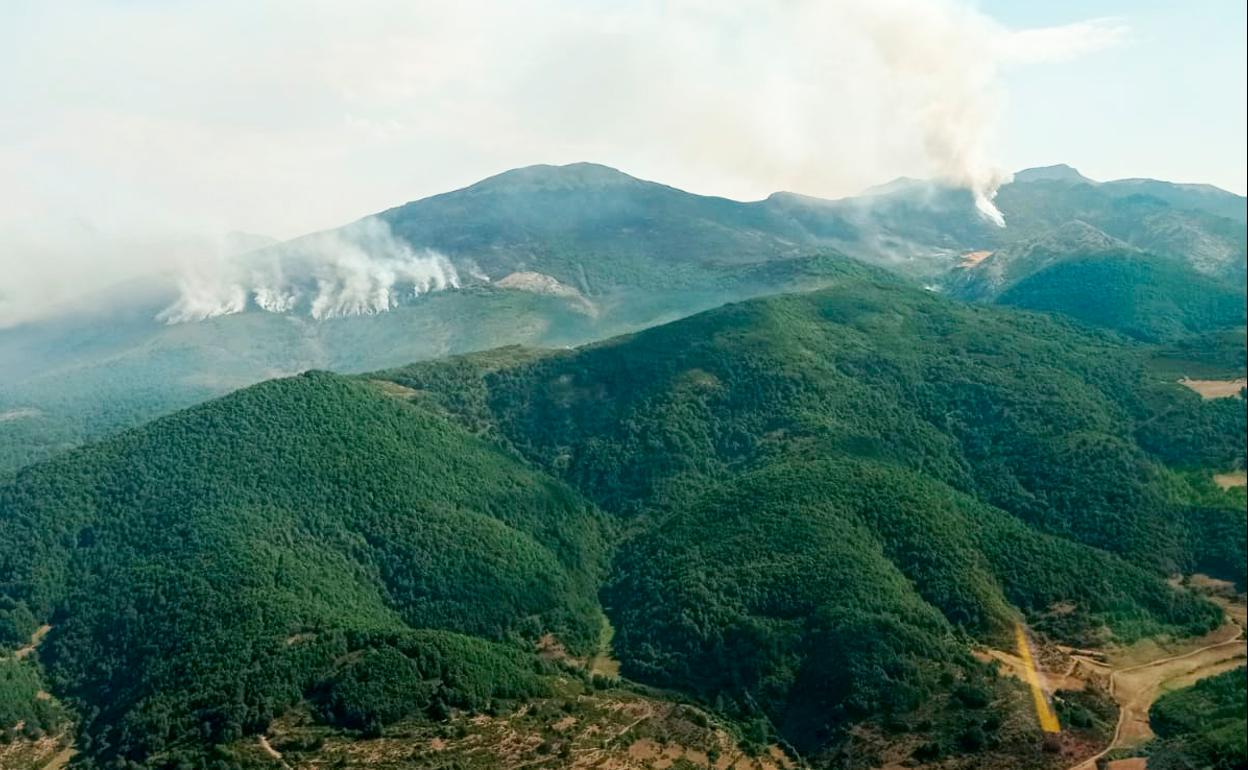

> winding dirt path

[
  {"left": 1065, "top": 624, "right": 1246, "bottom": 770},
  {"left": 259, "top": 734, "right": 292, "bottom": 769},
  {"left": 40, "top": 746, "right": 77, "bottom": 770},
  {"left": 10, "top": 624, "right": 51, "bottom": 660}
]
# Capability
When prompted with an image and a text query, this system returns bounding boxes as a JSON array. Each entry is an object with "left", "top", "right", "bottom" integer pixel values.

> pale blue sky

[{"left": 985, "top": 0, "right": 1246, "bottom": 191}]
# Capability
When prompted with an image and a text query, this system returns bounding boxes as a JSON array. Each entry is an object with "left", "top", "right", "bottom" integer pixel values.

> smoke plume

[
  {"left": 0, "top": 0, "right": 1131, "bottom": 326},
  {"left": 158, "top": 218, "right": 459, "bottom": 323}
]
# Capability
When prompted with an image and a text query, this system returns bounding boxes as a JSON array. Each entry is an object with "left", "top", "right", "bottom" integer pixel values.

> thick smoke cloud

[
  {"left": 0, "top": 0, "right": 1127, "bottom": 326},
  {"left": 159, "top": 219, "right": 459, "bottom": 323}
]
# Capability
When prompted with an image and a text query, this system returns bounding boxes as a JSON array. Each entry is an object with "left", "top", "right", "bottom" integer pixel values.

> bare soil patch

[
  {"left": 1063, "top": 577, "right": 1247, "bottom": 770},
  {"left": 258, "top": 735, "right": 283, "bottom": 760},
  {"left": 0, "top": 407, "right": 41, "bottom": 422},
  {"left": 1177, "top": 377, "right": 1247, "bottom": 399},
  {"left": 1213, "top": 471, "right": 1247, "bottom": 490},
  {"left": 11, "top": 624, "right": 51, "bottom": 660},
  {"left": 0, "top": 731, "right": 74, "bottom": 770},
  {"left": 368, "top": 379, "right": 423, "bottom": 400},
  {"left": 975, "top": 647, "right": 1088, "bottom": 692},
  {"left": 628, "top": 738, "right": 661, "bottom": 761},
  {"left": 958, "top": 250, "right": 993, "bottom": 268},
  {"left": 1109, "top": 641, "right": 1245, "bottom": 748},
  {"left": 40, "top": 746, "right": 78, "bottom": 770}
]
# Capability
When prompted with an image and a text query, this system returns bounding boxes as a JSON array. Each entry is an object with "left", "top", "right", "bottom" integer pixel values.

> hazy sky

[
  {"left": 0, "top": 0, "right": 1244, "bottom": 323},
  {"left": 985, "top": 0, "right": 1246, "bottom": 194}
]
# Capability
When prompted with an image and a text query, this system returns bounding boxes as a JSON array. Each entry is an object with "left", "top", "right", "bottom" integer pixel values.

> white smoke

[
  {"left": 158, "top": 218, "right": 459, "bottom": 323},
  {"left": 839, "top": 1, "right": 1123, "bottom": 226},
  {"left": 0, "top": 0, "right": 1135, "bottom": 326}
]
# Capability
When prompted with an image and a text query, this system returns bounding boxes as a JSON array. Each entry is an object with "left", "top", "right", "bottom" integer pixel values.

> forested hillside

[
  {"left": 1, "top": 274, "right": 1243, "bottom": 768},
  {"left": 1147, "top": 669, "right": 1247, "bottom": 769},
  {"left": 0, "top": 373, "right": 608, "bottom": 766},
  {"left": 3, "top": 162, "right": 1243, "bottom": 478},
  {"left": 996, "top": 252, "right": 1246, "bottom": 342},
  {"left": 382, "top": 277, "right": 1244, "bottom": 754},
  {"left": 946, "top": 230, "right": 1247, "bottom": 343}
]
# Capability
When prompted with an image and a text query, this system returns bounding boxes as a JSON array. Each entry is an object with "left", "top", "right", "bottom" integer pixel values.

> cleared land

[
  {"left": 12, "top": 625, "right": 51, "bottom": 660},
  {"left": 1177, "top": 377, "right": 1247, "bottom": 399},
  {"left": 229, "top": 688, "right": 795, "bottom": 770},
  {"left": 590, "top": 619, "right": 622, "bottom": 680},
  {"left": 958, "top": 250, "right": 993, "bottom": 268},
  {"left": 0, "top": 731, "right": 75, "bottom": 770},
  {"left": 1213, "top": 470, "right": 1247, "bottom": 490},
  {"left": 978, "top": 581, "right": 1247, "bottom": 770},
  {"left": 1062, "top": 583, "right": 1247, "bottom": 770}
]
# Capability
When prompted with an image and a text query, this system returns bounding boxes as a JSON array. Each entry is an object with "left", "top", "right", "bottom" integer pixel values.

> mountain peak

[
  {"left": 465, "top": 162, "right": 645, "bottom": 193},
  {"left": 859, "top": 176, "right": 930, "bottom": 197},
  {"left": 1013, "top": 164, "right": 1094, "bottom": 185}
]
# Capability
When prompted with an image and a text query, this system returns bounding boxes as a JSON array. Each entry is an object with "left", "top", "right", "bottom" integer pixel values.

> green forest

[
  {"left": 1148, "top": 669, "right": 1247, "bottom": 769},
  {"left": 997, "top": 251, "right": 1246, "bottom": 343},
  {"left": 1, "top": 274, "right": 1244, "bottom": 768}
]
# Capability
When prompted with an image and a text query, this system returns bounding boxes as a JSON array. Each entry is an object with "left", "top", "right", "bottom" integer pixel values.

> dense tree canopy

[{"left": 1, "top": 275, "right": 1243, "bottom": 767}]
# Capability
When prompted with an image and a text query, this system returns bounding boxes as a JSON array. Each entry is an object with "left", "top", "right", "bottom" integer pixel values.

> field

[
  {"left": 974, "top": 575, "right": 1246, "bottom": 770},
  {"left": 225, "top": 685, "right": 794, "bottom": 770},
  {"left": 1213, "top": 471, "right": 1247, "bottom": 490},
  {"left": 1178, "top": 377, "right": 1248, "bottom": 399}
]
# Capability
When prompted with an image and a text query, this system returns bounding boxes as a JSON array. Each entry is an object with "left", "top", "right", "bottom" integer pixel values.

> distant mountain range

[
  {"left": 155, "top": 161, "right": 1248, "bottom": 317},
  {"left": 0, "top": 162, "right": 1243, "bottom": 472},
  {"left": 1, "top": 162, "right": 1245, "bottom": 770}
]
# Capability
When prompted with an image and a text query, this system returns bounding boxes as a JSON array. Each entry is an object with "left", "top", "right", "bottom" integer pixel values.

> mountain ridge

[{"left": 1, "top": 160, "right": 1244, "bottom": 476}]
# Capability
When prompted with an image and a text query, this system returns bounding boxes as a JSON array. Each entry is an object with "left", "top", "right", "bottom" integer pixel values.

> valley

[
  {"left": 0, "top": 165, "right": 1243, "bottom": 770},
  {"left": 3, "top": 0, "right": 1245, "bottom": 766}
]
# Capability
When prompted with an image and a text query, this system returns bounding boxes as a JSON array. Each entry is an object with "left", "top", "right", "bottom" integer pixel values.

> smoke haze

[
  {"left": 1, "top": 0, "right": 1133, "bottom": 326},
  {"left": 158, "top": 219, "right": 459, "bottom": 323}
]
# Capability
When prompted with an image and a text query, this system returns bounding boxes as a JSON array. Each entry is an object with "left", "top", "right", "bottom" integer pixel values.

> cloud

[
  {"left": 1001, "top": 18, "right": 1130, "bottom": 64},
  {"left": 0, "top": 0, "right": 1129, "bottom": 325}
]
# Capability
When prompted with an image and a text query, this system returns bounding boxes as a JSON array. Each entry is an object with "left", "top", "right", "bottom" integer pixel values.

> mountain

[
  {"left": 1011, "top": 164, "right": 1095, "bottom": 185},
  {"left": 375, "top": 162, "right": 814, "bottom": 289},
  {"left": 1, "top": 163, "right": 1243, "bottom": 475},
  {"left": 995, "top": 252, "right": 1246, "bottom": 342},
  {"left": 945, "top": 221, "right": 1247, "bottom": 341},
  {"left": 945, "top": 220, "right": 1128, "bottom": 301},
  {"left": 990, "top": 168, "right": 1247, "bottom": 279},
  {"left": 772, "top": 163, "right": 1245, "bottom": 279},
  {"left": 2, "top": 275, "right": 1243, "bottom": 768}
]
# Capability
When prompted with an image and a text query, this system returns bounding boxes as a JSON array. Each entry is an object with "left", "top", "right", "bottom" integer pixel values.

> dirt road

[
  {"left": 10, "top": 624, "right": 51, "bottom": 660},
  {"left": 1065, "top": 624, "right": 1246, "bottom": 770},
  {"left": 40, "top": 746, "right": 77, "bottom": 770}
]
